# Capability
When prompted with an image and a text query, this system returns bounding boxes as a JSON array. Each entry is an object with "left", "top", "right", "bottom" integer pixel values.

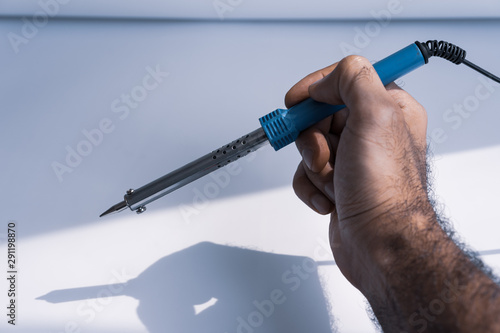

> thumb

[{"left": 308, "top": 55, "right": 400, "bottom": 130}]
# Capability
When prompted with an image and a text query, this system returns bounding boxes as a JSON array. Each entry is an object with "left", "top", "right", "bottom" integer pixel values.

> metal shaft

[
  {"left": 123, "top": 127, "right": 269, "bottom": 213},
  {"left": 101, "top": 42, "right": 432, "bottom": 218}
]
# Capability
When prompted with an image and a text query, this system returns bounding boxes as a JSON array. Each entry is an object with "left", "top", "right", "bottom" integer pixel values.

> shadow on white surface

[{"left": 38, "top": 242, "right": 335, "bottom": 332}]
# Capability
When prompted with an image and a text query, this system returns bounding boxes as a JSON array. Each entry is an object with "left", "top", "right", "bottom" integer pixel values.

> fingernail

[
  {"left": 309, "top": 77, "right": 326, "bottom": 98},
  {"left": 309, "top": 77, "right": 325, "bottom": 91},
  {"left": 302, "top": 149, "right": 314, "bottom": 170},
  {"left": 311, "top": 194, "right": 331, "bottom": 215}
]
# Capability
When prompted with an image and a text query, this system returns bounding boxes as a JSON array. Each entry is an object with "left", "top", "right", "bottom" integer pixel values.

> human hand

[{"left": 287, "top": 56, "right": 430, "bottom": 293}]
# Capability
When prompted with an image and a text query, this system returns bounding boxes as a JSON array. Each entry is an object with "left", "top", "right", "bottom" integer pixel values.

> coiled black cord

[{"left": 415, "top": 40, "right": 500, "bottom": 84}]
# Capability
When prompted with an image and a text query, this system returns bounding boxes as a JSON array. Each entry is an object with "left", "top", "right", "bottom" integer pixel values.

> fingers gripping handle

[{"left": 259, "top": 43, "right": 427, "bottom": 151}]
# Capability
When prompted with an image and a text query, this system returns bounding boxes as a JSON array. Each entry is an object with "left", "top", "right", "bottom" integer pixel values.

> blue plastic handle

[{"left": 259, "top": 43, "right": 426, "bottom": 151}]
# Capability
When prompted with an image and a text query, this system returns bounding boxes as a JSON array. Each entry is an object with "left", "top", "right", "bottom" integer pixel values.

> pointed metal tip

[
  {"left": 100, "top": 200, "right": 127, "bottom": 218},
  {"left": 99, "top": 208, "right": 114, "bottom": 218}
]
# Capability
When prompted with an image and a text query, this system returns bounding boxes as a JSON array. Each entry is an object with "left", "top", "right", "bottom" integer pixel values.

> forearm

[
  {"left": 286, "top": 56, "right": 500, "bottom": 331},
  {"left": 362, "top": 205, "right": 500, "bottom": 332}
]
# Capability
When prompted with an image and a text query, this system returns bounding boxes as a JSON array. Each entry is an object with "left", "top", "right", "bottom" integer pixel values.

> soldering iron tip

[
  {"left": 99, "top": 209, "right": 113, "bottom": 218},
  {"left": 99, "top": 200, "right": 127, "bottom": 218}
]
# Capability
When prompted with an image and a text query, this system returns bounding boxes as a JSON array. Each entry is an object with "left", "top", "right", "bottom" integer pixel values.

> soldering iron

[{"left": 100, "top": 40, "right": 500, "bottom": 217}]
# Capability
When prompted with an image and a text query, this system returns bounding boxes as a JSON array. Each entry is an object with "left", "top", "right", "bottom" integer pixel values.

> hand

[
  {"left": 286, "top": 56, "right": 429, "bottom": 293},
  {"left": 287, "top": 56, "right": 500, "bottom": 332}
]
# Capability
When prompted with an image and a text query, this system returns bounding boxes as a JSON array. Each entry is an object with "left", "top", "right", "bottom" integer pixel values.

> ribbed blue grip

[{"left": 260, "top": 43, "right": 426, "bottom": 151}]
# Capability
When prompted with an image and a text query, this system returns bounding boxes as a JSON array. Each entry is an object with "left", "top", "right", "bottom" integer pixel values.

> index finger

[{"left": 284, "top": 63, "right": 338, "bottom": 108}]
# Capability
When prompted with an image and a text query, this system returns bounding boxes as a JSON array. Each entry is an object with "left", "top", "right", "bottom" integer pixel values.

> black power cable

[{"left": 415, "top": 40, "right": 500, "bottom": 84}]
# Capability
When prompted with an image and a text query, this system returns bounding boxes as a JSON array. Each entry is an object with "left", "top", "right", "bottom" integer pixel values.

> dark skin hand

[{"left": 287, "top": 55, "right": 500, "bottom": 332}]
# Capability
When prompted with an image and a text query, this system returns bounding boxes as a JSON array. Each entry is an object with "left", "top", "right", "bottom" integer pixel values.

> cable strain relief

[{"left": 417, "top": 40, "right": 466, "bottom": 65}]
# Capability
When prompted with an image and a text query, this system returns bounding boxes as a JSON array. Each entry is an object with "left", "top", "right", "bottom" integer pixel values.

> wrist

[
  {"left": 349, "top": 199, "right": 442, "bottom": 297},
  {"left": 358, "top": 210, "right": 500, "bottom": 332}
]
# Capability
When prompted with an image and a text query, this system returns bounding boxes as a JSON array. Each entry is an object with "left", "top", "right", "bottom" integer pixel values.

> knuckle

[
  {"left": 338, "top": 55, "right": 372, "bottom": 72},
  {"left": 337, "top": 55, "right": 375, "bottom": 84}
]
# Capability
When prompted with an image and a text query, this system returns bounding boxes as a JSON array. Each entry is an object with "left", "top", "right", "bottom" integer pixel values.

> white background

[{"left": 1, "top": 2, "right": 500, "bottom": 333}]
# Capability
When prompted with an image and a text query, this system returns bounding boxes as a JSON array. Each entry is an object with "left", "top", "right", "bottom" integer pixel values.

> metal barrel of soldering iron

[{"left": 112, "top": 43, "right": 427, "bottom": 215}]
